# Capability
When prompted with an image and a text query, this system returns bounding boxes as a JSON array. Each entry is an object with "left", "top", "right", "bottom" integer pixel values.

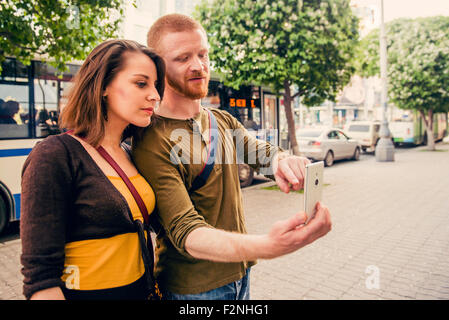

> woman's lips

[{"left": 142, "top": 107, "right": 154, "bottom": 115}]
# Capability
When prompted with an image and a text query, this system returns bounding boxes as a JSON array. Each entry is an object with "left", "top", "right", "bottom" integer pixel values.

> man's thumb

[{"left": 279, "top": 212, "right": 307, "bottom": 232}]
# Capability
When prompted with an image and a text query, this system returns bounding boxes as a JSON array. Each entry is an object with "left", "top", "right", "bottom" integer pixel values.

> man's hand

[
  {"left": 273, "top": 153, "right": 311, "bottom": 193},
  {"left": 185, "top": 202, "right": 331, "bottom": 262},
  {"left": 262, "top": 202, "right": 332, "bottom": 259}
]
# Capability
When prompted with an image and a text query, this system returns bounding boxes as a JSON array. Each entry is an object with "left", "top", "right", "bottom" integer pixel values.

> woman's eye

[{"left": 137, "top": 82, "right": 147, "bottom": 88}]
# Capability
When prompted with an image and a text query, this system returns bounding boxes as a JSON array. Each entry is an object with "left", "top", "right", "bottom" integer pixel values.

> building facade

[{"left": 120, "top": 0, "right": 202, "bottom": 45}]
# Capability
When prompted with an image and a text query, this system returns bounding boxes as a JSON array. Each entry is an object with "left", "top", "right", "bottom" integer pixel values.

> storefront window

[
  {"left": 242, "top": 87, "right": 261, "bottom": 131},
  {"left": 205, "top": 81, "right": 261, "bottom": 130},
  {"left": 279, "top": 98, "right": 289, "bottom": 149},
  {"left": 263, "top": 94, "right": 278, "bottom": 145},
  {"left": 264, "top": 94, "right": 277, "bottom": 129}
]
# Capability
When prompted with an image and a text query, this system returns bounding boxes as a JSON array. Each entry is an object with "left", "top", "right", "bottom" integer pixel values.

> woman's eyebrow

[{"left": 132, "top": 74, "right": 149, "bottom": 79}]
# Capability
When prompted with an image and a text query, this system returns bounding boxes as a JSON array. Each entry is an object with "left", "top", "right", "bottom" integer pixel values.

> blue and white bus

[{"left": 0, "top": 58, "right": 79, "bottom": 234}]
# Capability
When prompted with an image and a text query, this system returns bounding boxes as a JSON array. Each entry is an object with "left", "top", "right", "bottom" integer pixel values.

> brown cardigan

[{"left": 20, "top": 134, "right": 139, "bottom": 299}]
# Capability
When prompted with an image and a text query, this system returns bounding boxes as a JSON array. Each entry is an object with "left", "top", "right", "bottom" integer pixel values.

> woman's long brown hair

[{"left": 59, "top": 39, "right": 165, "bottom": 147}]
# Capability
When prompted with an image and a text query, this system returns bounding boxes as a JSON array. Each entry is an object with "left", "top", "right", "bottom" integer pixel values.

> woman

[{"left": 20, "top": 39, "right": 165, "bottom": 300}]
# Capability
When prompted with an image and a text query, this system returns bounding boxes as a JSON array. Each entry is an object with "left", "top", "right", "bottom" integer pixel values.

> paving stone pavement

[
  {"left": 245, "top": 142, "right": 449, "bottom": 300},
  {"left": 1, "top": 142, "right": 449, "bottom": 300}
]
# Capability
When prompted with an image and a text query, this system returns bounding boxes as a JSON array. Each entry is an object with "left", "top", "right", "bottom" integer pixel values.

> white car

[
  {"left": 296, "top": 127, "right": 361, "bottom": 167},
  {"left": 344, "top": 120, "right": 381, "bottom": 152}
]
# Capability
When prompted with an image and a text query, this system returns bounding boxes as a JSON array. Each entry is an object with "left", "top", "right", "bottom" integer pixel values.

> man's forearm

[
  {"left": 184, "top": 204, "right": 331, "bottom": 263},
  {"left": 185, "top": 227, "right": 275, "bottom": 262}
]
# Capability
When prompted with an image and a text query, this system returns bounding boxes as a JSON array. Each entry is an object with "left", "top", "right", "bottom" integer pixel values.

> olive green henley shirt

[{"left": 132, "top": 107, "right": 281, "bottom": 294}]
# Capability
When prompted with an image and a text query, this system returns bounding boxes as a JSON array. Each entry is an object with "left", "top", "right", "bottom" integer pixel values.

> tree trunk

[
  {"left": 419, "top": 109, "right": 436, "bottom": 151},
  {"left": 283, "top": 80, "right": 300, "bottom": 155}
]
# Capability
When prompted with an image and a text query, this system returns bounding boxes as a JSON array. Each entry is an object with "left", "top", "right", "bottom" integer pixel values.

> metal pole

[{"left": 375, "top": 0, "right": 395, "bottom": 161}]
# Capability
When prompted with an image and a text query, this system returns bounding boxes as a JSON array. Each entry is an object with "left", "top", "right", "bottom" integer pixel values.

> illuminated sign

[{"left": 229, "top": 98, "right": 260, "bottom": 108}]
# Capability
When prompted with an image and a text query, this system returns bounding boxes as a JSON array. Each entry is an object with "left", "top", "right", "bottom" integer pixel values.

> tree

[
  {"left": 0, "top": 0, "right": 127, "bottom": 74},
  {"left": 356, "top": 17, "right": 449, "bottom": 151},
  {"left": 195, "top": 0, "right": 359, "bottom": 155}
]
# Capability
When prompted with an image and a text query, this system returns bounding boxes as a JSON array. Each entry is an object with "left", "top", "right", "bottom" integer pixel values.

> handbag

[{"left": 96, "top": 145, "right": 162, "bottom": 300}]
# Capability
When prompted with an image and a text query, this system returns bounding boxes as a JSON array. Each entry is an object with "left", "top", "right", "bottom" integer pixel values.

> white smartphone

[{"left": 304, "top": 161, "right": 324, "bottom": 224}]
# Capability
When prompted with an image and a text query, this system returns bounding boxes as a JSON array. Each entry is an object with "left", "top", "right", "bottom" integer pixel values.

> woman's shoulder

[
  {"left": 31, "top": 133, "right": 68, "bottom": 153},
  {"left": 22, "top": 133, "right": 79, "bottom": 178},
  {"left": 27, "top": 133, "right": 80, "bottom": 164}
]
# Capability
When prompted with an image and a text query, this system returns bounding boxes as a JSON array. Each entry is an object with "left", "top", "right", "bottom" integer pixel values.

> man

[{"left": 132, "top": 14, "right": 331, "bottom": 300}]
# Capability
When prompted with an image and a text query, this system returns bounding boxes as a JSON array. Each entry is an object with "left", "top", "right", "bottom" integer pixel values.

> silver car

[{"left": 296, "top": 127, "right": 361, "bottom": 167}]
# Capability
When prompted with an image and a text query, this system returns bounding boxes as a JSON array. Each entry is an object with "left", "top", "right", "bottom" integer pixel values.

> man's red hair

[{"left": 147, "top": 13, "right": 206, "bottom": 53}]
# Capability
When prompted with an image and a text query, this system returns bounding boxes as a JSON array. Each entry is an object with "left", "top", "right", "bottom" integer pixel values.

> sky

[
  {"left": 350, "top": 0, "right": 449, "bottom": 35},
  {"left": 351, "top": 0, "right": 449, "bottom": 22}
]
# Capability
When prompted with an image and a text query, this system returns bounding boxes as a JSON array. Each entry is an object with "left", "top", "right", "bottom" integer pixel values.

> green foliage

[
  {"left": 356, "top": 16, "right": 449, "bottom": 114},
  {"left": 0, "top": 0, "right": 127, "bottom": 74},
  {"left": 194, "top": 0, "right": 359, "bottom": 106}
]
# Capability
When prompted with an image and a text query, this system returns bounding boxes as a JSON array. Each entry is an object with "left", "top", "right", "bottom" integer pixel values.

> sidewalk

[
  {"left": 246, "top": 142, "right": 449, "bottom": 299},
  {"left": 1, "top": 142, "right": 449, "bottom": 300},
  {"left": 0, "top": 238, "right": 21, "bottom": 300}
]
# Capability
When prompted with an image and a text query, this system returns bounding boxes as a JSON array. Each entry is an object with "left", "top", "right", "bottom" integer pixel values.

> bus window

[
  {"left": 0, "top": 84, "right": 30, "bottom": 139},
  {"left": 0, "top": 58, "right": 28, "bottom": 83},
  {"left": 34, "top": 61, "right": 68, "bottom": 137}
]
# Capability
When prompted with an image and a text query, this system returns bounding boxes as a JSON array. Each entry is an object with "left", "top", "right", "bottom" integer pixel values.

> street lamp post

[{"left": 375, "top": 0, "right": 395, "bottom": 162}]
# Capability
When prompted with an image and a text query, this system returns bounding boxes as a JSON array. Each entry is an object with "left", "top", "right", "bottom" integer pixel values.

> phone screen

[{"left": 304, "top": 161, "right": 324, "bottom": 224}]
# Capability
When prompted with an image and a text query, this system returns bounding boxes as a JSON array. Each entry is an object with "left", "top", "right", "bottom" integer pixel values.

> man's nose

[{"left": 190, "top": 56, "right": 205, "bottom": 72}]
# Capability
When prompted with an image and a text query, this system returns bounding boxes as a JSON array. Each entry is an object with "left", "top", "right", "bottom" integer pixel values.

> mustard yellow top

[{"left": 61, "top": 174, "right": 155, "bottom": 291}]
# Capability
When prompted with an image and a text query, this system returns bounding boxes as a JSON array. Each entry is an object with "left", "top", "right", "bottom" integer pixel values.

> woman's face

[{"left": 104, "top": 51, "right": 160, "bottom": 128}]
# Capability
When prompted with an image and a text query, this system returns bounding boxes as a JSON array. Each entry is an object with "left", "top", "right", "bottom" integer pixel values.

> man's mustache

[{"left": 188, "top": 71, "right": 208, "bottom": 79}]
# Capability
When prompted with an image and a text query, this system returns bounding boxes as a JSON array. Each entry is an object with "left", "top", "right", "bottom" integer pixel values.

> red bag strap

[
  {"left": 96, "top": 145, "right": 150, "bottom": 225},
  {"left": 65, "top": 130, "right": 149, "bottom": 224}
]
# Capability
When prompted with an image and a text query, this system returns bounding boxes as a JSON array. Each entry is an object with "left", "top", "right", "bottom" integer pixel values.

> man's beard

[{"left": 167, "top": 71, "right": 209, "bottom": 100}]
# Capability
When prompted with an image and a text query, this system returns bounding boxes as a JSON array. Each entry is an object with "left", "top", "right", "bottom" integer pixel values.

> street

[{"left": 1, "top": 143, "right": 449, "bottom": 300}]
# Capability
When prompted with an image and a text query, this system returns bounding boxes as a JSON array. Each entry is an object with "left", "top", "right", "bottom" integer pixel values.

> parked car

[
  {"left": 296, "top": 127, "right": 361, "bottom": 167},
  {"left": 344, "top": 120, "right": 381, "bottom": 152}
]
